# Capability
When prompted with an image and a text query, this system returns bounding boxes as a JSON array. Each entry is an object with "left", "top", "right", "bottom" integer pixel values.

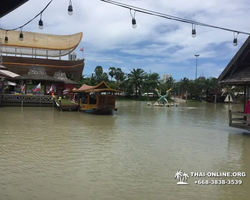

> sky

[{"left": 1, "top": 0, "right": 250, "bottom": 81}]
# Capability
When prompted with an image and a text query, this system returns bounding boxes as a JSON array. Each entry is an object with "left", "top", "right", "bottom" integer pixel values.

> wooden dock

[{"left": 229, "top": 110, "right": 250, "bottom": 131}]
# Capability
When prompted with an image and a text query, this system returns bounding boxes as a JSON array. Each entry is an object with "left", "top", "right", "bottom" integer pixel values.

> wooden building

[
  {"left": 0, "top": 30, "right": 84, "bottom": 79},
  {"left": 218, "top": 36, "right": 250, "bottom": 131},
  {"left": 14, "top": 65, "right": 64, "bottom": 95},
  {"left": 53, "top": 71, "right": 78, "bottom": 97}
]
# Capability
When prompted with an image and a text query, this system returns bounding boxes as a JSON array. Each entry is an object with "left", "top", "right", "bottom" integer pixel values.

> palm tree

[
  {"left": 179, "top": 77, "right": 190, "bottom": 100},
  {"left": 202, "top": 77, "right": 219, "bottom": 101},
  {"left": 166, "top": 77, "right": 175, "bottom": 89},
  {"left": 182, "top": 173, "right": 189, "bottom": 182},
  {"left": 94, "top": 66, "right": 103, "bottom": 77},
  {"left": 115, "top": 68, "right": 125, "bottom": 83},
  {"left": 174, "top": 170, "right": 183, "bottom": 182},
  {"left": 109, "top": 67, "right": 116, "bottom": 81},
  {"left": 128, "top": 68, "right": 146, "bottom": 97},
  {"left": 144, "top": 72, "right": 160, "bottom": 93}
]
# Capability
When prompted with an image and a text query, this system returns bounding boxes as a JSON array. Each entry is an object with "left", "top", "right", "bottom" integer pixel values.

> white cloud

[{"left": 1, "top": 0, "right": 250, "bottom": 80}]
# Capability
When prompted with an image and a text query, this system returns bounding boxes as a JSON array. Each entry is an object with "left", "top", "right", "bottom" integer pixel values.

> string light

[
  {"left": 130, "top": 9, "right": 137, "bottom": 28},
  {"left": 4, "top": 31, "right": 8, "bottom": 43},
  {"left": 0, "top": 0, "right": 53, "bottom": 40},
  {"left": 19, "top": 29, "right": 24, "bottom": 41},
  {"left": 39, "top": 14, "right": 44, "bottom": 29},
  {"left": 192, "top": 24, "right": 196, "bottom": 38},
  {"left": 233, "top": 32, "right": 238, "bottom": 46},
  {"left": 101, "top": 0, "right": 250, "bottom": 46},
  {"left": 68, "top": 0, "right": 73, "bottom": 16}
]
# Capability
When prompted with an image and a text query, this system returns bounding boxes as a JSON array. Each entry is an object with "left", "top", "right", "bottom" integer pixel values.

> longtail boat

[{"left": 73, "top": 81, "right": 118, "bottom": 115}]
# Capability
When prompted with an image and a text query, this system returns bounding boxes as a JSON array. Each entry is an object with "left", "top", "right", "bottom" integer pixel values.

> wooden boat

[{"left": 73, "top": 81, "right": 118, "bottom": 115}]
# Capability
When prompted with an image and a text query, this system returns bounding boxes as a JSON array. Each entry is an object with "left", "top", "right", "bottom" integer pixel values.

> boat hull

[{"left": 81, "top": 107, "right": 114, "bottom": 115}]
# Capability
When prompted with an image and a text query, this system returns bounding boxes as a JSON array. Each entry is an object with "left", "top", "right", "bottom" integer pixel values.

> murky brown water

[{"left": 0, "top": 101, "right": 250, "bottom": 200}]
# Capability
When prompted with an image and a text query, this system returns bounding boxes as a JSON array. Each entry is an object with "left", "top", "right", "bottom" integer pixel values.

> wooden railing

[
  {"left": 228, "top": 110, "right": 250, "bottom": 130},
  {"left": 0, "top": 94, "right": 53, "bottom": 106}
]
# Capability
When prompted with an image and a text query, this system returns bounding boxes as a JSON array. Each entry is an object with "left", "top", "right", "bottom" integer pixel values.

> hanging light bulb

[
  {"left": 233, "top": 32, "right": 238, "bottom": 46},
  {"left": 192, "top": 24, "right": 196, "bottom": 38},
  {"left": 130, "top": 9, "right": 137, "bottom": 29},
  {"left": 233, "top": 38, "right": 237, "bottom": 46},
  {"left": 5, "top": 36, "right": 8, "bottom": 43},
  {"left": 68, "top": 0, "right": 73, "bottom": 15},
  {"left": 19, "top": 30, "right": 24, "bottom": 41},
  {"left": 132, "top": 18, "right": 137, "bottom": 28},
  {"left": 39, "top": 14, "right": 43, "bottom": 29},
  {"left": 5, "top": 31, "right": 8, "bottom": 43}
]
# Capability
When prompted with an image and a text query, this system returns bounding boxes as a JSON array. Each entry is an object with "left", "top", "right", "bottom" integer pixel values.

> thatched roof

[
  {"left": 14, "top": 65, "right": 63, "bottom": 82},
  {"left": 53, "top": 71, "right": 78, "bottom": 84},
  {"left": 218, "top": 36, "right": 250, "bottom": 85}
]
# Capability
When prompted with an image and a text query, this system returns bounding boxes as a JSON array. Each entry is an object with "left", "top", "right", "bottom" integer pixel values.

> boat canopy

[{"left": 73, "top": 81, "right": 118, "bottom": 93}]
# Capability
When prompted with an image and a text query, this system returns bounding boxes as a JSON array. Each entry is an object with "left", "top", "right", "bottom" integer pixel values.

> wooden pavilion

[
  {"left": 218, "top": 36, "right": 250, "bottom": 131},
  {"left": 14, "top": 65, "right": 63, "bottom": 95},
  {"left": 53, "top": 71, "right": 78, "bottom": 97}
]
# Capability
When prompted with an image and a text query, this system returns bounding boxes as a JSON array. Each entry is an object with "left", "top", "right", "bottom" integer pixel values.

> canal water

[{"left": 0, "top": 101, "right": 249, "bottom": 200}]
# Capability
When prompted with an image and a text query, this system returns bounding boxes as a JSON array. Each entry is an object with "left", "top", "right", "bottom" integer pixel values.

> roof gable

[
  {"left": 218, "top": 36, "right": 250, "bottom": 84},
  {"left": 74, "top": 81, "right": 114, "bottom": 92}
]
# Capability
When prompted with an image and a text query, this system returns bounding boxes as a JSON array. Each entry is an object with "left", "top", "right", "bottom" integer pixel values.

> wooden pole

[
  {"left": 214, "top": 94, "right": 217, "bottom": 104},
  {"left": 244, "top": 85, "right": 247, "bottom": 112},
  {"left": 229, "top": 110, "right": 232, "bottom": 126}
]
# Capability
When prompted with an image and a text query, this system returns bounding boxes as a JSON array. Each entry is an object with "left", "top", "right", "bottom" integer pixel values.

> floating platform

[{"left": 54, "top": 99, "right": 78, "bottom": 111}]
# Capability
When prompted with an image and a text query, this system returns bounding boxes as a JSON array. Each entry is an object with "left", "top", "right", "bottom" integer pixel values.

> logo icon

[{"left": 174, "top": 170, "right": 190, "bottom": 185}]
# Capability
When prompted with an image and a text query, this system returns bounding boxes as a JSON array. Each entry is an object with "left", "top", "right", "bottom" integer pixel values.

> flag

[
  {"left": 32, "top": 83, "right": 41, "bottom": 92},
  {"left": 47, "top": 84, "right": 55, "bottom": 94},
  {"left": 21, "top": 84, "right": 26, "bottom": 94},
  {"left": 72, "top": 94, "right": 75, "bottom": 102},
  {"left": 63, "top": 88, "right": 70, "bottom": 95},
  {"left": 0, "top": 82, "right": 4, "bottom": 92},
  {"left": 80, "top": 47, "right": 84, "bottom": 52}
]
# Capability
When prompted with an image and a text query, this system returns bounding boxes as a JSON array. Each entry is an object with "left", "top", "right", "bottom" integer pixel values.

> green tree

[
  {"left": 94, "top": 66, "right": 103, "bottom": 77},
  {"left": 128, "top": 68, "right": 146, "bottom": 97},
  {"left": 115, "top": 68, "right": 125, "bottom": 83},
  {"left": 202, "top": 77, "right": 219, "bottom": 100},
  {"left": 144, "top": 72, "right": 160, "bottom": 93},
  {"left": 109, "top": 67, "right": 116, "bottom": 81},
  {"left": 179, "top": 77, "right": 190, "bottom": 99}
]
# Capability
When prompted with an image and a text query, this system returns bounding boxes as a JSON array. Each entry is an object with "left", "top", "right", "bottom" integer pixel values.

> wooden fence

[
  {"left": 229, "top": 110, "right": 250, "bottom": 131},
  {"left": 0, "top": 94, "right": 53, "bottom": 106}
]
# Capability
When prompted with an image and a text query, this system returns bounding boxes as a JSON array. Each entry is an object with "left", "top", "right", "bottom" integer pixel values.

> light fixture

[
  {"left": 68, "top": 0, "right": 73, "bottom": 15},
  {"left": 39, "top": 14, "right": 43, "bottom": 29},
  {"left": 130, "top": 9, "right": 137, "bottom": 28},
  {"left": 19, "top": 29, "right": 24, "bottom": 41},
  {"left": 233, "top": 32, "right": 238, "bottom": 46},
  {"left": 5, "top": 31, "right": 8, "bottom": 43},
  {"left": 192, "top": 24, "right": 196, "bottom": 38}
]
